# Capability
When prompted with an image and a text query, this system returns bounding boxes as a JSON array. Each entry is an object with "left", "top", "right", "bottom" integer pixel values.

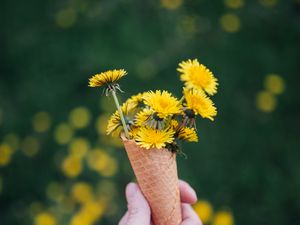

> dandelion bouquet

[{"left": 88, "top": 59, "right": 218, "bottom": 225}]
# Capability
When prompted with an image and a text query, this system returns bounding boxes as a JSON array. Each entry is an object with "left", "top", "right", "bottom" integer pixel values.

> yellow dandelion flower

[
  {"left": 178, "top": 127, "right": 198, "bottom": 142},
  {"left": 134, "top": 108, "right": 153, "bottom": 127},
  {"left": 129, "top": 126, "right": 139, "bottom": 139},
  {"left": 106, "top": 111, "right": 121, "bottom": 136},
  {"left": 135, "top": 127, "right": 175, "bottom": 149},
  {"left": 88, "top": 69, "right": 127, "bottom": 87},
  {"left": 184, "top": 88, "right": 217, "bottom": 121},
  {"left": 143, "top": 90, "right": 182, "bottom": 119},
  {"left": 170, "top": 119, "right": 179, "bottom": 130},
  {"left": 106, "top": 101, "right": 135, "bottom": 135},
  {"left": 178, "top": 59, "right": 218, "bottom": 95},
  {"left": 125, "top": 93, "right": 144, "bottom": 110}
]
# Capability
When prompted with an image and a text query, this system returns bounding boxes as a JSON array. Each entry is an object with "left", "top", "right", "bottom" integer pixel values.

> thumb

[{"left": 125, "top": 183, "right": 151, "bottom": 225}]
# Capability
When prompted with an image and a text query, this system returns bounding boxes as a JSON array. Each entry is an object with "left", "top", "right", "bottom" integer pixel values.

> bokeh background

[{"left": 1, "top": 0, "right": 300, "bottom": 225}]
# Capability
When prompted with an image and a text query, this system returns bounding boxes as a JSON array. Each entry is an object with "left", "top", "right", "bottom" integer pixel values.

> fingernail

[
  {"left": 126, "top": 183, "right": 138, "bottom": 200},
  {"left": 192, "top": 189, "right": 198, "bottom": 200},
  {"left": 188, "top": 185, "right": 197, "bottom": 201}
]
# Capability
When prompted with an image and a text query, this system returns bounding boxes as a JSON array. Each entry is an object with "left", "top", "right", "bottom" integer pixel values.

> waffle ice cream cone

[{"left": 122, "top": 137, "right": 182, "bottom": 225}]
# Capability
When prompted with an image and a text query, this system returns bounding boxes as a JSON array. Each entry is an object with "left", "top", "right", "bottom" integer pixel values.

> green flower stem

[{"left": 111, "top": 90, "right": 130, "bottom": 139}]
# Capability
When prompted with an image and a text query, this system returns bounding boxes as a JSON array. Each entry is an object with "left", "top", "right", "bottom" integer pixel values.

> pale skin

[{"left": 118, "top": 180, "right": 203, "bottom": 225}]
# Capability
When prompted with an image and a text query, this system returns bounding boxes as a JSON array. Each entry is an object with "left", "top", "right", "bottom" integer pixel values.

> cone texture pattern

[{"left": 123, "top": 138, "right": 182, "bottom": 225}]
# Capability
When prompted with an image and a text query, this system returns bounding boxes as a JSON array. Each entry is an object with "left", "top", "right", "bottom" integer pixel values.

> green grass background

[{"left": 1, "top": 0, "right": 300, "bottom": 225}]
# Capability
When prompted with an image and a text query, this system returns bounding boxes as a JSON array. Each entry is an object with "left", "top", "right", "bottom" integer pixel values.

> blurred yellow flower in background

[
  {"left": 0, "top": 144, "right": 13, "bottom": 166},
  {"left": 32, "top": 112, "right": 51, "bottom": 133},
  {"left": 143, "top": 90, "right": 182, "bottom": 119},
  {"left": 54, "top": 123, "right": 74, "bottom": 145},
  {"left": 259, "top": 0, "right": 278, "bottom": 7},
  {"left": 256, "top": 91, "right": 277, "bottom": 112},
  {"left": 212, "top": 211, "right": 234, "bottom": 225},
  {"left": 55, "top": 8, "right": 77, "bottom": 29},
  {"left": 21, "top": 136, "right": 40, "bottom": 157},
  {"left": 135, "top": 127, "right": 175, "bottom": 149},
  {"left": 177, "top": 16, "right": 197, "bottom": 37},
  {"left": 3, "top": 133, "right": 19, "bottom": 152},
  {"left": 81, "top": 200, "right": 105, "bottom": 220},
  {"left": 178, "top": 127, "right": 198, "bottom": 142},
  {"left": 46, "top": 182, "right": 64, "bottom": 202},
  {"left": 184, "top": 88, "right": 217, "bottom": 121},
  {"left": 96, "top": 180, "right": 117, "bottom": 200},
  {"left": 34, "top": 212, "right": 57, "bottom": 225},
  {"left": 264, "top": 74, "right": 285, "bottom": 95},
  {"left": 86, "top": 149, "right": 109, "bottom": 171},
  {"left": 193, "top": 200, "right": 213, "bottom": 224},
  {"left": 61, "top": 196, "right": 76, "bottom": 214},
  {"left": 86, "top": 149, "right": 118, "bottom": 177},
  {"left": 96, "top": 114, "right": 110, "bottom": 135},
  {"left": 70, "top": 213, "right": 92, "bottom": 225},
  {"left": 71, "top": 182, "right": 93, "bottom": 204},
  {"left": 178, "top": 59, "right": 218, "bottom": 95},
  {"left": 224, "top": 0, "right": 244, "bottom": 9},
  {"left": 160, "top": 0, "right": 183, "bottom": 10},
  {"left": 220, "top": 13, "right": 241, "bottom": 33},
  {"left": 88, "top": 69, "right": 127, "bottom": 87},
  {"left": 70, "top": 200, "right": 105, "bottom": 225},
  {"left": 99, "top": 157, "right": 118, "bottom": 177},
  {"left": 62, "top": 155, "right": 82, "bottom": 178},
  {"left": 68, "top": 138, "right": 90, "bottom": 158},
  {"left": 69, "top": 107, "right": 91, "bottom": 129}
]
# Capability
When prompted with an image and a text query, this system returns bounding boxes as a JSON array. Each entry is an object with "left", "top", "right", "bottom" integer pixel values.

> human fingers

[
  {"left": 179, "top": 180, "right": 198, "bottom": 204},
  {"left": 118, "top": 211, "right": 128, "bottom": 225},
  {"left": 124, "top": 183, "right": 151, "bottom": 225},
  {"left": 181, "top": 203, "right": 202, "bottom": 225}
]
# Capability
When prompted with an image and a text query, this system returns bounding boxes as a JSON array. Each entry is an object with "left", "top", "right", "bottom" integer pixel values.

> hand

[{"left": 118, "top": 180, "right": 202, "bottom": 225}]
